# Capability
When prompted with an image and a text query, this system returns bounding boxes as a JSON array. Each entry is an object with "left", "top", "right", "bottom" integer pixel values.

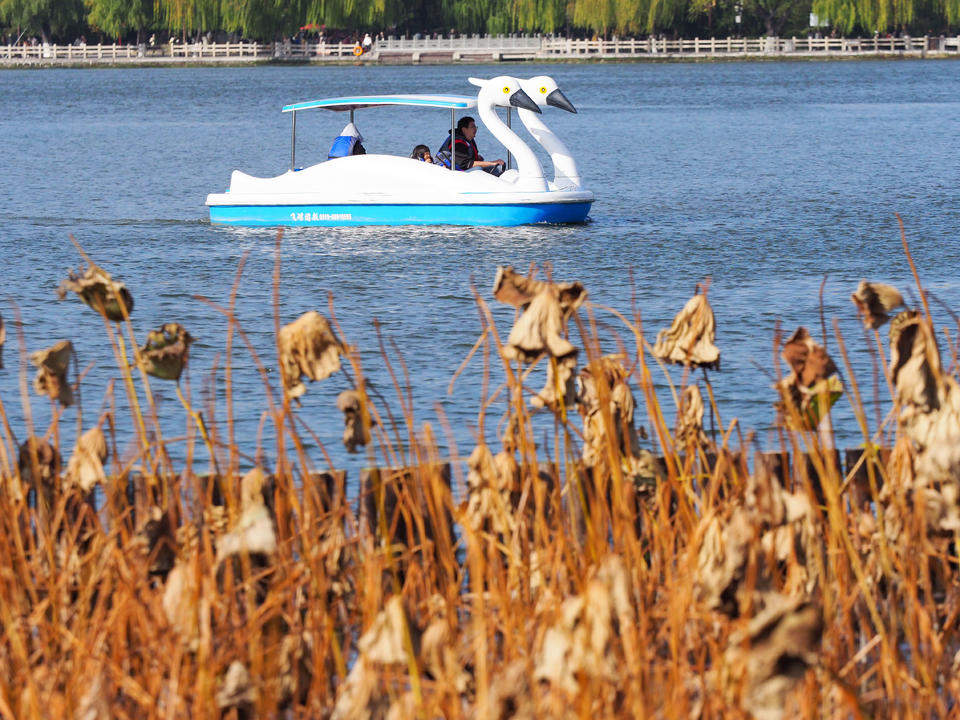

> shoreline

[{"left": 3, "top": 52, "right": 960, "bottom": 69}]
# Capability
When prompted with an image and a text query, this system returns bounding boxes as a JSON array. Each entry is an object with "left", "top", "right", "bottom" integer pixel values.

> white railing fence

[
  {"left": 538, "top": 35, "right": 950, "bottom": 54},
  {"left": 4, "top": 34, "right": 960, "bottom": 61},
  {"left": 377, "top": 34, "right": 542, "bottom": 51}
]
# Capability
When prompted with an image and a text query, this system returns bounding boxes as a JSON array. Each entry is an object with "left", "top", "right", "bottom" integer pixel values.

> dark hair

[
  {"left": 410, "top": 144, "right": 431, "bottom": 160},
  {"left": 456, "top": 116, "right": 476, "bottom": 132}
]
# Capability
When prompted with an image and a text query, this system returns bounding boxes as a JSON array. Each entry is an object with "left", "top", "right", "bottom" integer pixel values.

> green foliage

[
  {"left": 159, "top": 0, "right": 218, "bottom": 34},
  {"left": 1, "top": 0, "right": 85, "bottom": 40},
  {"left": 3, "top": 0, "right": 960, "bottom": 42},
  {"left": 85, "top": 0, "right": 152, "bottom": 37},
  {"left": 812, "top": 0, "right": 917, "bottom": 30}
]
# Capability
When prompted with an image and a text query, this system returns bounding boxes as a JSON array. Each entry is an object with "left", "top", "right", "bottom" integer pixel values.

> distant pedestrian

[{"left": 362, "top": 33, "right": 372, "bottom": 51}]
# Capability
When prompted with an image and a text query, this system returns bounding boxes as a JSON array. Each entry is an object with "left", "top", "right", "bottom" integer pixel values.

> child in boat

[{"left": 410, "top": 145, "right": 433, "bottom": 163}]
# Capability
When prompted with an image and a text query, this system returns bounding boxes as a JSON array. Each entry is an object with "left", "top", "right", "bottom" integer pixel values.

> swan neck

[
  {"left": 477, "top": 98, "right": 546, "bottom": 190},
  {"left": 517, "top": 107, "right": 582, "bottom": 189}
]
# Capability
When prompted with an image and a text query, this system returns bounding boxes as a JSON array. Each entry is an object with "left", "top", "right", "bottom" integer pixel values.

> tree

[
  {"left": 85, "top": 0, "right": 153, "bottom": 42},
  {"left": 812, "top": 0, "right": 917, "bottom": 31},
  {"left": 744, "top": 0, "right": 800, "bottom": 34},
  {"left": 0, "top": 0, "right": 85, "bottom": 42},
  {"left": 158, "top": 0, "right": 218, "bottom": 39}
]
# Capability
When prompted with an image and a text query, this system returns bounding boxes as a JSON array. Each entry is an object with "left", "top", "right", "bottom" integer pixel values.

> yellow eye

[
  {"left": 502, "top": 86, "right": 510, "bottom": 93},
  {"left": 540, "top": 86, "right": 547, "bottom": 94}
]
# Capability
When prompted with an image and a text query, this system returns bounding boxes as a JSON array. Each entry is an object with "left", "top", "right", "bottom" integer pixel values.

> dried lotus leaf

[
  {"left": 357, "top": 596, "right": 419, "bottom": 666},
  {"left": 801, "top": 375, "right": 843, "bottom": 426},
  {"left": 851, "top": 280, "right": 903, "bottom": 330},
  {"left": 30, "top": 340, "right": 74, "bottom": 406},
  {"left": 775, "top": 327, "right": 843, "bottom": 430},
  {"left": 577, "top": 355, "right": 644, "bottom": 478},
  {"left": 781, "top": 327, "right": 837, "bottom": 387},
  {"left": 505, "top": 289, "right": 574, "bottom": 362},
  {"left": 488, "top": 661, "right": 535, "bottom": 720},
  {"left": 888, "top": 309, "right": 941, "bottom": 413},
  {"left": 533, "top": 557, "right": 628, "bottom": 693},
  {"left": 494, "top": 265, "right": 586, "bottom": 360},
  {"left": 503, "top": 285, "right": 585, "bottom": 362},
  {"left": 531, "top": 353, "right": 578, "bottom": 410},
  {"left": 464, "top": 443, "right": 518, "bottom": 535},
  {"left": 18, "top": 437, "right": 61, "bottom": 508},
  {"left": 216, "top": 468, "right": 277, "bottom": 560},
  {"left": 676, "top": 384, "right": 707, "bottom": 448},
  {"left": 725, "top": 594, "right": 823, "bottom": 720},
  {"left": 66, "top": 426, "right": 108, "bottom": 494},
  {"left": 278, "top": 311, "right": 342, "bottom": 398},
  {"left": 139, "top": 323, "right": 193, "bottom": 381},
  {"left": 58, "top": 263, "right": 133, "bottom": 322},
  {"left": 492, "top": 265, "right": 545, "bottom": 307},
  {"left": 216, "top": 662, "right": 257, "bottom": 714},
  {"left": 337, "top": 388, "right": 374, "bottom": 452},
  {"left": 776, "top": 373, "right": 843, "bottom": 431},
  {"left": 652, "top": 291, "right": 720, "bottom": 370}
]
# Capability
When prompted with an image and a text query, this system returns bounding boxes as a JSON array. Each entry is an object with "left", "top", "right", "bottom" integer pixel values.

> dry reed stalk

[{"left": 3, "top": 235, "right": 960, "bottom": 719}]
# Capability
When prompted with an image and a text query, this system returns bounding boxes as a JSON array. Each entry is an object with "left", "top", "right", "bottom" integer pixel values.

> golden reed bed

[{"left": 0, "top": 222, "right": 958, "bottom": 719}]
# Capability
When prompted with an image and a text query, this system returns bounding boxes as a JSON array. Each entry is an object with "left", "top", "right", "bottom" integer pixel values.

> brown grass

[{"left": 0, "top": 228, "right": 958, "bottom": 720}]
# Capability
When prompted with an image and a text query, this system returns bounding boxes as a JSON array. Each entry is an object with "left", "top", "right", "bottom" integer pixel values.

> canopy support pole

[
  {"left": 290, "top": 110, "right": 297, "bottom": 170},
  {"left": 506, "top": 108, "right": 512, "bottom": 170},
  {"left": 350, "top": 108, "right": 354, "bottom": 124},
  {"left": 450, "top": 108, "right": 455, "bottom": 171}
]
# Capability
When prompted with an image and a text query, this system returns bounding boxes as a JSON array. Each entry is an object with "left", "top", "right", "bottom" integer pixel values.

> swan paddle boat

[{"left": 205, "top": 75, "right": 594, "bottom": 227}]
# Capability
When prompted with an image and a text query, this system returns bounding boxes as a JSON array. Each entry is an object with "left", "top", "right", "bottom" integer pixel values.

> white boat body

[
  {"left": 206, "top": 80, "right": 594, "bottom": 227},
  {"left": 206, "top": 154, "right": 593, "bottom": 226}
]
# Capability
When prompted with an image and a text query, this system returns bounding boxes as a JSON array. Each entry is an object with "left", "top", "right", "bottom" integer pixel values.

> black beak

[
  {"left": 509, "top": 88, "right": 541, "bottom": 113},
  {"left": 546, "top": 88, "right": 577, "bottom": 113}
]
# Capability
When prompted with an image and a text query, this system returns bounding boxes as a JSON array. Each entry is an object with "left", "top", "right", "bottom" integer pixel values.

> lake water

[{"left": 2, "top": 60, "right": 960, "bottom": 476}]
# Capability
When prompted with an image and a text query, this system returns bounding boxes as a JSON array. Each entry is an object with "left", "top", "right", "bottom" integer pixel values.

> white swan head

[
  {"left": 468, "top": 76, "right": 541, "bottom": 113},
  {"left": 521, "top": 76, "right": 577, "bottom": 113}
]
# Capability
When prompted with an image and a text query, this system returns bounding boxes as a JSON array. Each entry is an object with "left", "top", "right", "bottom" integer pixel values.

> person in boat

[
  {"left": 410, "top": 144, "right": 433, "bottom": 163},
  {"left": 435, "top": 116, "right": 505, "bottom": 175},
  {"left": 328, "top": 122, "right": 366, "bottom": 159}
]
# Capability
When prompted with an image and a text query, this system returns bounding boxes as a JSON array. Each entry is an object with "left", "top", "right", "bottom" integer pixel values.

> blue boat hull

[{"left": 208, "top": 201, "right": 592, "bottom": 227}]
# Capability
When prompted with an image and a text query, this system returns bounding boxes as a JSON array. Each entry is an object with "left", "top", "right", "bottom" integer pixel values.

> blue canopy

[{"left": 282, "top": 94, "right": 478, "bottom": 113}]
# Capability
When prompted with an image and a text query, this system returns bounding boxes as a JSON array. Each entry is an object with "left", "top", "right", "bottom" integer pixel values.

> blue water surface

[{"left": 2, "top": 60, "right": 959, "bottom": 480}]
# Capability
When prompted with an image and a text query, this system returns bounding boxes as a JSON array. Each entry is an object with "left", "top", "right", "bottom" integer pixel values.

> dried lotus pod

[
  {"left": 139, "top": 323, "right": 193, "bottom": 381},
  {"left": 278, "top": 311, "right": 342, "bottom": 398},
  {"left": 337, "top": 388, "right": 373, "bottom": 453},
  {"left": 65, "top": 426, "right": 108, "bottom": 494},
  {"left": 851, "top": 280, "right": 904, "bottom": 329},
  {"left": 652, "top": 289, "right": 720, "bottom": 370},
  {"left": 58, "top": 262, "right": 133, "bottom": 322},
  {"left": 30, "top": 340, "right": 74, "bottom": 406}
]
